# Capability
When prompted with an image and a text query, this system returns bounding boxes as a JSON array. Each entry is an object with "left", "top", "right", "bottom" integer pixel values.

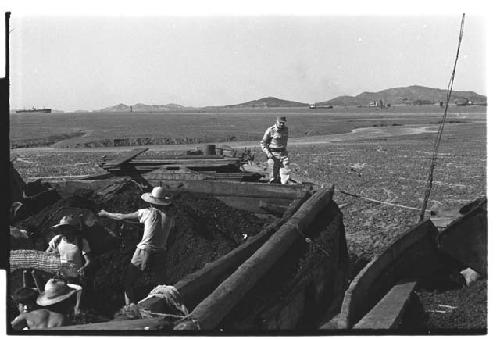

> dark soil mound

[
  {"left": 10, "top": 178, "right": 265, "bottom": 319},
  {"left": 417, "top": 279, "right": 487, "bottom": 332}
]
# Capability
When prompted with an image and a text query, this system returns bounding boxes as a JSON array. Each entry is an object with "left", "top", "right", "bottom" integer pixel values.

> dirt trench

[{"left": 9, "top": 177, "right": 265, "bottom": 321}]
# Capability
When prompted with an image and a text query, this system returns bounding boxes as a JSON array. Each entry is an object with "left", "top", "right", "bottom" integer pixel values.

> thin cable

[
  {"left": 339, "top": 189, "right": 431, "bottom": 212},
  {"left": 419, "top": 14, "right": 466, "bottom": 222}
]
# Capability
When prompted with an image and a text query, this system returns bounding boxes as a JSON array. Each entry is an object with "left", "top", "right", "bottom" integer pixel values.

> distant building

[
  {"left": 309, "top": 104, "right": 333, "bottom": 109},
  {"left": 454, "top": 98, "right": 473, "bottom": 106},
  {"left": 368, "top": 100, "right": 385, "bottom": 108}
]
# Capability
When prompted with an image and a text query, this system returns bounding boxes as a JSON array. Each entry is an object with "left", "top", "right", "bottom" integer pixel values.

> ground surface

[
  {"left": 9, "top": 106, "right": 484, "bottom": 148},
  {"left": 9, "top": 109, "right": 487, "bottom": 331}
]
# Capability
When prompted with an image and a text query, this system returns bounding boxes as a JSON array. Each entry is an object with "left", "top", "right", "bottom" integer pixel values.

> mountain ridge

[
  {"left": 94, "top": 102, "right": 186, "bottom": 113},
  {"left": 318, "top": 85, "right": 487, "bottom": 106},
  {"left": 91, "top": 85, "right": 486, "bottom": 112}
]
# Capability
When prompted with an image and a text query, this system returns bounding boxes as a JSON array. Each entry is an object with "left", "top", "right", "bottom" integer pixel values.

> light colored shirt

[
  {"left": 136, "top": 208, "right": 174, "bottom": 251},
  {"left": 260, "top": 124, "right": 289, "bottom": 153},
  {"left": 47, "top": 235, "right": 90, "bottom": 277}
]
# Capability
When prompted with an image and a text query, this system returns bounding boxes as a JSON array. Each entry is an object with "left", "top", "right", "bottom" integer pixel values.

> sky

[{"left": 0, "top": 2, "right": 488, "bottom": 112}]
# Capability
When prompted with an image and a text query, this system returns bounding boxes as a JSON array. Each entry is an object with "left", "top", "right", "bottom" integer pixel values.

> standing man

[
  {"left": 260, "top": 116, "right": 290, "bottom": 184},
  {"left": 98, "top": 187, "right": 175, "bottom": 305}
]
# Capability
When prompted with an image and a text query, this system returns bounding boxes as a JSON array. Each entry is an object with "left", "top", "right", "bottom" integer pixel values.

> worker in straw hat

[
  {"left": 260, "top": 116, "right": 291, "bottom": 184},
  {"left": 10, "top": 286, "right": 67, "bottom": 330},
  {"left": 98, "top": 186, "right": 175, "bottom": 305},
  {"left": 46, "top": 215, "right": 92, "bottom": 284},
  {"left": 10, "top": 278, "right": 82, "bottom": 329}
]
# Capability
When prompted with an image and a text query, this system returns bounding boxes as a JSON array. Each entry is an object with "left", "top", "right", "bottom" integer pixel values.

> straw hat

[
  {"left": 36, "top": 279, "right": 81, "bottom": 306},
  {"left": 141, "top": 187, "right": 172, "bottom": 206},
  {"left": 52, "top": 215, "right": 79, "bottom": 230}
]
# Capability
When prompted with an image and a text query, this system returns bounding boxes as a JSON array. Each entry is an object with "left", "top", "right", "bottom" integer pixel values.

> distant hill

[
  {"left": 318, "top": 85, "right": 487, "bottom": 106},
  {"left": 89, "top": 86, "right": 486, "bottom": 112},
  {"left": 216, "top": 96, "right": 309, "bottom": 109},
  {"left": 94, "top": 103, "right": 185, "bottom": 112}
]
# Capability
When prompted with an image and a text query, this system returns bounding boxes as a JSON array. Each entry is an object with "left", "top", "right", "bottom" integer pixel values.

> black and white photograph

[{"left": 1, "top": 0, "right": 492, "bottom": 335}]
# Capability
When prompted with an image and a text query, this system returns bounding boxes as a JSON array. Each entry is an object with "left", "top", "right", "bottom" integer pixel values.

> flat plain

[{"left": 9, "top": 105, "right": 485, "bottom": 148}]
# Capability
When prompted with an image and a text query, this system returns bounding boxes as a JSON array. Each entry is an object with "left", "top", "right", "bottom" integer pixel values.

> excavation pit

[{"left": 9, "top": 175, "right": 347, "bottom": 331}]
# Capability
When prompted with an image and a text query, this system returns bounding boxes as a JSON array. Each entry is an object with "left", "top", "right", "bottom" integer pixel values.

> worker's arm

[
  {"left": 73, "top": 288, "right": 82, "bottom": 316},
  {"left": 98, "top": 210, "right": 139, "bottom": 221},
  {"left": 77, "top": 252, "right": 91, "bottom": 275},
  {"left": 45, "top": 235, "right": 60, "bottom": 253},
  {"left": 283, "top": 127, "right": 289, "bottom": 150},
  {"left": 11, "top": 314, "right": 28, "bottom": 330},
  {"left": 260, "top": 128, "right": 272, "bottom": 158}
]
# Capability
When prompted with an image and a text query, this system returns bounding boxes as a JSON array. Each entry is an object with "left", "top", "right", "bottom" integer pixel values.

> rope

[
  {"left": 339, "top": 189, "right": 431, "bottom": 212},
  {"left": 419, "top": 13, "right": 466, "bottom": 222},
  {"left": 176, "top": 314, "right": 201, "bottom": 330}
]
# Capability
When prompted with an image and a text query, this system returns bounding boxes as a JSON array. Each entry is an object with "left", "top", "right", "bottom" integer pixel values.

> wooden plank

[
  {"left": 42, "top": 318, "right": 172, "bottom": 331},
  {"left": 152, "top": 154, "right": 225, "bottom": 159},
  {"left": 353, "top": 280, "right": 417, "bottom": 329},
  {"left": 127, "top": 161, "right": 240, "bottom": 168},
  {"left": 107, "top": 162, "right": 240, "bottom": 172},
  {"left": 102, "top": 148, "right": 149, "bottom": 168},
  {"left": 161, "top": 180, "right": 313, "bottom": 199},
  {"left": 174, "top": 187, "right": 334, "bottom": 330},
  {"left": 129, "top": 157, "right": 240, "bottom": 164},
  {"left": 216, "top": 196, "right": 292, "bottom": 214}
]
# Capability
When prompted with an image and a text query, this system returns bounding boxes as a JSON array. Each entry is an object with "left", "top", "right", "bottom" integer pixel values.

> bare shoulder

[
  {"left": 47, "top": 310, "right": 66, "bottom": 328},
  {"left": 32, "top": 309, "right": 65, "bottom": 328}
]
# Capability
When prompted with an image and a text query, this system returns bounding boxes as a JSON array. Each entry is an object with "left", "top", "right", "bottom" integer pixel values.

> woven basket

[{"left": 9, "top": 249, "right": 62, "bottom": 273}]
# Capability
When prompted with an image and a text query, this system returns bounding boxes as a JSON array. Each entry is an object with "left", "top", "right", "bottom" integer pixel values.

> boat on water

[{"left": 16, "top": 107, "right": 52, "bottom": 113}]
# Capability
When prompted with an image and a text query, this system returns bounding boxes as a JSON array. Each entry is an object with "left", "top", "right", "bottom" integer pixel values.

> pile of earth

[
  {"left": 417, "top": 279, "right": 487, "bottom": 331},
  {"left": 9, "top": 177, "right": 265, "bottom": 320}
]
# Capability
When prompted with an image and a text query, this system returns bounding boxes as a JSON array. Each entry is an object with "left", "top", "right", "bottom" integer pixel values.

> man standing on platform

[{"left": 260, "top": 116, "right": 290, "bottom": 184}]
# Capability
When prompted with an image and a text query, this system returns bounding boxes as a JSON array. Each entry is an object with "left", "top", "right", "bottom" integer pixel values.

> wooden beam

[
  {"left": 174, "top": 187, "right": 334, "bottom": 330},
  {"left": 161, "top": 180, "right": 313, "bottom": 199},
  {"left": 128, "top": 157, "right": 240, "bottom": 164},
  {"left": 175, "top": 192, "right": 311, "bottom": 308},
  {"left": 150, "top": 155, "right": 225, "bottom": 160},
  {"left": 41, "top": 318, "right": 172, "bottom": 331},
  {"left": 353, "top": 280, "right": 417, "bottom": 329},
  {"left": 102, "top": 148, "right": 149, "bottom": 168},
  {"left": 258, "top": 201, "right": 287, "bottom": 216}
]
